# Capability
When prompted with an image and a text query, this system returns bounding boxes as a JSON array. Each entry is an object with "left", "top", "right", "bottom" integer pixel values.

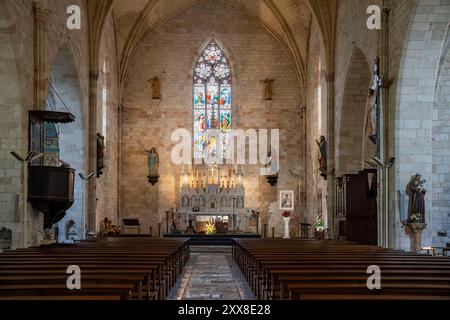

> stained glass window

[{"left": 193, "top": 40, "right": 232, "bottom": 160}]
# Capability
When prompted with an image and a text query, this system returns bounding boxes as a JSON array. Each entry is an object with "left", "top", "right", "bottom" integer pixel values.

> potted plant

[
  {"left": 408, "top": 213, "right": 423, "bottom": 223},
  {"left": 315, "top": 215, "right": 325, "bottom": 231},
  {"left": 282, "top": 211, "right": 291, "bottom": 218}
]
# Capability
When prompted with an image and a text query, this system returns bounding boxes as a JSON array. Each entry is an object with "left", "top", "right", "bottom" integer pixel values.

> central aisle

[{"left": 169, "top": 246, "right": 255, "bottom": 300}]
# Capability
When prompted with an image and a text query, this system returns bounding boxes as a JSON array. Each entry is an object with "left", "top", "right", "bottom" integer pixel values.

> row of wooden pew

[
  {"left": 0, "top": 237, "right": 190, "bottom": 300},
  {"left": 232, "top": 239, "right": 450, "bottom": 300}
]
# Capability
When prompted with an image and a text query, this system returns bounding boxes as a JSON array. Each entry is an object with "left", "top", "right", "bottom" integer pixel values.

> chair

[{"left": 122, "top": 219, "right": 141, "bottom": 234}]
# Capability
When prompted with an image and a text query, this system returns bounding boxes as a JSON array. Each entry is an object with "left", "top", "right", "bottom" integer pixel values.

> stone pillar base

[{"left": 404, "top": 223, "right": 427, "bottom": 254}]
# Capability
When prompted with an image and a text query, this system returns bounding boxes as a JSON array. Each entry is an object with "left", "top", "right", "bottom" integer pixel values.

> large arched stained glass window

[{"left": 193, "top": 40, "right": 232, "bottom": 160}]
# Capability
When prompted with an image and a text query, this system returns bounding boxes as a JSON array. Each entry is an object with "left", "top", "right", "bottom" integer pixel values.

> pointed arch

[
  {"left": 193, "top": 40, "right": 232, "bottom": 160},
  {"left": 46, "top": 44, "right": 86, "bottom": 242},
  {"left": 337, "top": 46, "right": 372, "bottom": 176}
]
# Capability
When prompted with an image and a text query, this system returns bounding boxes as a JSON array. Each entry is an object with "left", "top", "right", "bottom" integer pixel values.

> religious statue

[
  {"left": 263, "top": 149, "right": 279, "bottom": 186},
  {"left": 365, "top": 57, "right": 382, "bottom": 145},
  {"left": 405, "top": 173, "right": 426, "bottom": 223},
  {"left": 151, "top": 76, "right": 160, "bottom": 100},
  {"left": 316, "top": 136, "right": 327, "bottom": 178},
  {"left": 96, "top": 133, "right": 106, "bottom": 177},
  {"left": 260, "top": 79, "right": 276, "bottom": 100},
  {"left": 145, "top": 147, "right": 159, "bottom": 185}
]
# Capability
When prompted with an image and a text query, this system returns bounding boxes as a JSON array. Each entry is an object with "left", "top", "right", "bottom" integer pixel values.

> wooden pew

[
  {"left": 0, "top": 238, "right": 190, "bottom": 300},
  {"left": 232, "top": 238, "right": 450, "bottom": 300}
]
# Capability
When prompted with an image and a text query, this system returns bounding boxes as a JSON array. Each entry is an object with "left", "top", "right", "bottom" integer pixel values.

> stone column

[
  {"left": 87, "top": 71, "right": 99, "bottom": 233},
  {"left": 378, "top": 5, "right": 392, "bottom": 248},
  {"left": 300, "top": 105, "right": 307, "bottom": 223},
  {"left": 405, "top": 223, "right": 427, "bottom": 254},
  {"left": 325, "top": 72, "right": 336, "bottom": 239},
  {"left": 33, "top": 1, "right": 48, "bottom": 110}
]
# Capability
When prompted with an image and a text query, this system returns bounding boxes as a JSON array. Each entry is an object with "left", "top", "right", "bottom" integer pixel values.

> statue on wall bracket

[
  {"left": 148, "top": 71, "right": 165, "bottom": 100},
  {"left": 316, "top": 135, "right": 327, "bottom": 180},
  {"left": 260, "top": 79, "right": 276, "bottom": 101},
  {"left": 145, "top": 147, "right": 160, "bottom": 185},
  {"left": 96, "top": 133, "right": 106, "bottom": 178},
  {"left": 151, "top": 77, "right": 161, "bottom": 100}
]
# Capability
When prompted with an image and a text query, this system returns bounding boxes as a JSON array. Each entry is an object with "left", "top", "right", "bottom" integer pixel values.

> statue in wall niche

[
  {"left": 97, "top": 133, "right": 106, "bottom": 177},
  {"left": 145, "top": 147, "right": 159, "bottom": 185},
  {"left": 406, "top": 173, "right": 427, "bottom": 223},
  {"left": 316, "top": 136, "right": 327, "bottom": 178},
  {"left": 260, "top": 79, "right": 276, "bottom": 101}
]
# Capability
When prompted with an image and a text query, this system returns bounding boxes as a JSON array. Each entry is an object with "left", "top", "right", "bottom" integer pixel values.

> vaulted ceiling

[{"left": 89, "top": 0, "right": 337, "bottom": 97}]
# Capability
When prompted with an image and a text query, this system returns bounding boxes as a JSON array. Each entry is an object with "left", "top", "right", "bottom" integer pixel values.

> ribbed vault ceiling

[{"left": 103, "top": 0, "right": 336, "bottom": 94}]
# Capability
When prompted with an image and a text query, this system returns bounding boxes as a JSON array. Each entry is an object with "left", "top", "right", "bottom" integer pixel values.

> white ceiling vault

[{"left": 89, "top": 0, "right": 337, "bottom": 98}]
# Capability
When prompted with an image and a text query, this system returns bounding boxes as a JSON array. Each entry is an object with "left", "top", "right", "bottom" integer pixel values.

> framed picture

[{"left": 279, "top": 190, "right": 294, "bottom": 210}]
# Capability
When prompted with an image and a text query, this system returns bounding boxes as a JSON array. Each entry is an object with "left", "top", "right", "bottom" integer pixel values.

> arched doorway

[{"left": 46, "top": 44, "right": 86, "bottom": 243}]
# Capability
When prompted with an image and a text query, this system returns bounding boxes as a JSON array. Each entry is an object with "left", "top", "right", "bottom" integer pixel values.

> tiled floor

[{"left": 168, "top": 246, "right": 255, "bottom": 300}]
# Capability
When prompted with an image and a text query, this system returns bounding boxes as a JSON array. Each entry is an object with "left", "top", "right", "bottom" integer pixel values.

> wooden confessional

[{"left": 337, "top": 169, "right": 377, "bottom": 245}]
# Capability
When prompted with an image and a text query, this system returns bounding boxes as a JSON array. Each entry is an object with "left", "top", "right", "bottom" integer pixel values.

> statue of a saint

[
  {"left": 316, "top": 136, "right": 327, "bottom": 175},
  {"left": 97, "top": 133, "right": 106, "bottom": 177},
  {"left": 262, "top": 149, "right": 279, "bottom": 176},
  {"left": 145, "top": 148, "right": 159, "bottom": 178},
  {"left": 260, "top": 79, "right": 276, "bottom": 100},
  {"left": 151, "top": 77, "right": 160, "bottom": 100},
  {"left": 406, "top": 173, "right": 426, "bottom": 222}
]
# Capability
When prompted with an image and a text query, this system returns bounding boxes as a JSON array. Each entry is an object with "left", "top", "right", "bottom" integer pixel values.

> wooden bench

[
  {"left": 0, "top": 238, "right": 190, "bottom": 300},
  {"left": 232, "top": 238, "right": 450, "bottom": 300}
]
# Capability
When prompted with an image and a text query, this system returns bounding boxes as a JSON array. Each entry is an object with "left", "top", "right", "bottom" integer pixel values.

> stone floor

[{"left": 168, "top": 246, "right": 256, "bottom": 300}]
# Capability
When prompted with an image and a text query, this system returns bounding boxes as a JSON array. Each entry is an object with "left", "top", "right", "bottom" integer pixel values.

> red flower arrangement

[{"left": 282, "top": 211, "right": 291, "bottom": 218}]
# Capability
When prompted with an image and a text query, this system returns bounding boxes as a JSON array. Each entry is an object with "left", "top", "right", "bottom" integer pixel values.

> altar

[{"left": 176, "top": 164, "right": 252, "bottom": 234}]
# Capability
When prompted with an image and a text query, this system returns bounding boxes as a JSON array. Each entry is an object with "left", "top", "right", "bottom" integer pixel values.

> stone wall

[
  {"left": 120, "top": 0, "right": 303, "bottom": 238},
  {"left": 0, "top": 0, "right": 29, "bottom": 249},
  {"left": 394, "top": 0, "right": 450, "bottom": 249}
]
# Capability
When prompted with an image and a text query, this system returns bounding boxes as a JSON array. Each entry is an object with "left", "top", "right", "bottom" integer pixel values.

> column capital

[
  {"left": 33, "top": 1, "right": 48, "bottom": 19},
  {"left": 90, "top": 71, "right": 100, "bottom": 81},
  {"left": 321, "top": 71, "right": 334, "bottom": 83}
]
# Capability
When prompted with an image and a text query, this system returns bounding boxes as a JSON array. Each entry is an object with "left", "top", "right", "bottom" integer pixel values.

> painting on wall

[{"left": 279, "top": 190, "right": 294, "bottom": 211}]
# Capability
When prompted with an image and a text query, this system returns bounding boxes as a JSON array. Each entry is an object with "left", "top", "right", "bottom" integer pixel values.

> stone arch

[
  {"left": 337, "top": 46, "right": 372, "bottom": 176},
  {"left": 394, "top": 1, "right": 450, "bottom": 250},
  {"left": 46, "top": 44, "right": 86, "bottom": 242},
  {"left": 431, "top": 27, "right": 450, "bottom": 241}
]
